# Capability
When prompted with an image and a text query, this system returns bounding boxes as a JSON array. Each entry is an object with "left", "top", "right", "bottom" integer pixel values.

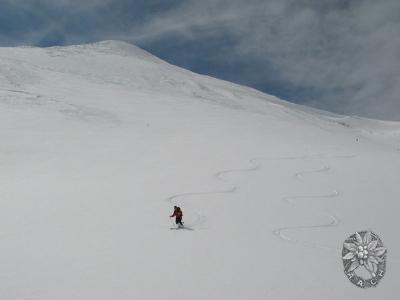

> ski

[{"left": 170, "top": 226, "right": 194, "bottom": 231}]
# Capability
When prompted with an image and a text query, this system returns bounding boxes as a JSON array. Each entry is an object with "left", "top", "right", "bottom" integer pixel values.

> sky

[{"left": 0, "top": 0, "right": 399, "bottom": 120}]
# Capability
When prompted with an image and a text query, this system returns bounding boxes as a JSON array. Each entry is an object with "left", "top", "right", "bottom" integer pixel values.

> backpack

[{"left": 176, "top": 207, "right": 183, "bottom": 217}]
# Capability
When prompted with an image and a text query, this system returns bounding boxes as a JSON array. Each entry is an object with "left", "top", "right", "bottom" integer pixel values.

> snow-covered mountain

[{"left": 0, "top": 40, "right": 399, "bottom": 299}]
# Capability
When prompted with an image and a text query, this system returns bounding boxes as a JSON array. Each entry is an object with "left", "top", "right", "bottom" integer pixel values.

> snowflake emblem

[{"left": 342, "top": 230, "right": 387, "bottom": 288}]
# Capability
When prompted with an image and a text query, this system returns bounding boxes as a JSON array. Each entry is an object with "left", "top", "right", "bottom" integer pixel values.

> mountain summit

[{"left": 1, "top": 40, "right": 285, "bottom": 112}]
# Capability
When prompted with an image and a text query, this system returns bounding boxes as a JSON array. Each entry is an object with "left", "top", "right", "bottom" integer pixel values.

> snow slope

[{"left": 0, "top": 40, "right": 399, "bottom": 300}]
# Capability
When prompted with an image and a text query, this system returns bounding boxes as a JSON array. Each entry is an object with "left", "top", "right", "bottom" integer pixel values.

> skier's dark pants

[{"left": 175, "top": 217, "right": 183, "bottom": 225}]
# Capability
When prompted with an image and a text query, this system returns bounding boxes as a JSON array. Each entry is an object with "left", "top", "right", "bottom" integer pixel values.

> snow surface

[{"left": 0, "top": 40, "right": 399, "bottom": 299}]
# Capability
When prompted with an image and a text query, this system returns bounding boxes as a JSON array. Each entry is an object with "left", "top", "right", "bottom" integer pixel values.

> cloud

[
  {"left": 0, "top": 0, "right": 399, "bottom": 120},
  {"left": 0, "top": 0, "right": 109, "bottom": 45},
  {"left": 0, "top": 0, "right": 184, "bottom": 45},
  {"left": 129, "top": 0, "right": 400, "bottom": 120}
]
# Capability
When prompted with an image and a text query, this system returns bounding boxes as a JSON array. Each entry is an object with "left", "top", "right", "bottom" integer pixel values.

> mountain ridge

[{"left": 1, "top": 40, "right": 399, "bottom": 130}]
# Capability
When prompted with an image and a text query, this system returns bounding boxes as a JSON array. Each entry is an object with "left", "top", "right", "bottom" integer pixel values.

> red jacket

[{"left": 170, "top": 207, "right": 183, "bottom": 218}]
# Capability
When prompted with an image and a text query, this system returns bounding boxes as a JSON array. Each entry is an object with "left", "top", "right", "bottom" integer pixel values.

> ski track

[
  {"left": 271, "top": 155, "right": 352, "bottom": 251},
  {"left": 294, "top": 165, "right": 330, "bottom": 179},
  {"left": 214, "top": 158, "right": 260, "bottom": 180},
  {"left": 273, "top": 191, "right": 340, "bottom": 251},
  {"left": 165, "top": 153, "right": 358, "bottom": 251},
  {"left": 165, "top": 159, "right": 261, "bottom": 229}
]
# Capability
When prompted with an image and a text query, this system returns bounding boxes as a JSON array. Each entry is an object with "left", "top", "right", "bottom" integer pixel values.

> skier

[{"left": 170, "top": 206, "right": 184, "bottom": 227}]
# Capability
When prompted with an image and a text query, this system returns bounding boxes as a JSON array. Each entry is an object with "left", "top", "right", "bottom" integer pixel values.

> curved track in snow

[
  {"left": 165, "top": 187, "right": 237, "bottom": 204},
  {"left": 271, "top": 154, "right": 357, "bottom": 251},
  {"left": 165, "top": 159, "right": 261, "bottom": 228},
  {"left": 166, "top": 153, "right": 356, "bottom": 246},
  {"left": 214, "top": 158, "right": 260, "bottom": 181},
  {"left": 294, "top": 165, "right": 330, "bottom": 179},
  {"left": 273, "top": 190, "right": 340, "bottom": 251}
]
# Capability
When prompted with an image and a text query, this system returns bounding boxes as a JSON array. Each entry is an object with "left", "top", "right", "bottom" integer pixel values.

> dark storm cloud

[{"left": 0, "top": 0, "right": 399, "bottom": 120}]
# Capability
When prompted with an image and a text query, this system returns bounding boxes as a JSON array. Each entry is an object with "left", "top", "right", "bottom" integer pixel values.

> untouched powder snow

[{"left": 0, "top": 41, "right": 399, "bottom": 299}]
